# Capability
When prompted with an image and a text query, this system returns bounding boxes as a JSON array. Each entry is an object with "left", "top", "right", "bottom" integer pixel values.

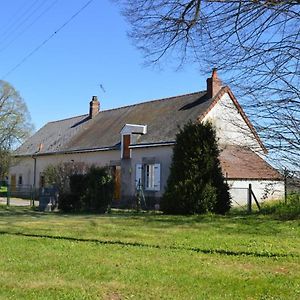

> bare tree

[
  {"left": 0, "top": 80, "right": 33, "bottom": 177},
  {"left": 117, "top": 0, "right": 300, "bottom": 170}
]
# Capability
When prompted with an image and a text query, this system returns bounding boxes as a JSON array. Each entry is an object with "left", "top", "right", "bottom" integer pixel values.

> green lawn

[{"left": 0, "top": 207, "right": 299, "bottom": 299}]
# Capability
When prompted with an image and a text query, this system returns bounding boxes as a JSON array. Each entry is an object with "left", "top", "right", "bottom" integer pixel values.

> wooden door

[{"left": 10, "top": 175, "right": 16, "bottom": 192}]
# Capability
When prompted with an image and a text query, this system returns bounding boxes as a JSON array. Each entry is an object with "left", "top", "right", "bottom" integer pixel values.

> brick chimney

[
  {"left": 206, "top": 68, "right": 222, "bottom": 98},
  {"left": 89, "top": 96, "right": 100, "bottom": 118}
]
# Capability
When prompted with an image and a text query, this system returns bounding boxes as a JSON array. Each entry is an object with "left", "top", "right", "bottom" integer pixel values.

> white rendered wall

[
  {"left": 228, "top": 179, "right": 285, "bottom": 206},
  {"left": 9, "top": 150, "right": 120, "bottom": 188},
  {"left": 203, "top": 92, "right": 264, "bottom": 154}
]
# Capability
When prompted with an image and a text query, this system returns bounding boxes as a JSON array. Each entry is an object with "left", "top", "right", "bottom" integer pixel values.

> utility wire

[
  {"left": 1, "top": 0, "right": 95, "bottom": 80},
  {"left": 0, "top": 0, "right": 42, "bottom": 40},
  {"left": 0, "top": 0, "right": 59, "bottom": 53}
]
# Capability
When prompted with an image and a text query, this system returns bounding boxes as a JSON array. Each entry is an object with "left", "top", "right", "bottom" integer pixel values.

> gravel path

[{"left": 0, "top": 197, "right": 39, "bottom": 206}]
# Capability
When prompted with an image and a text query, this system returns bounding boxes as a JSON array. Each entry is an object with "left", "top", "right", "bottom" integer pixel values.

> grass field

[{"left": 0, "top": 206, "right": 299, "bottom": 299}]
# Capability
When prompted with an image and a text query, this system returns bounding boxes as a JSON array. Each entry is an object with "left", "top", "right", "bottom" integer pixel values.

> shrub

[
  {"left": 58, "top": 193, "right": 80, "bottom": 213},
  {"left": 83, "top": 166, "right": 114, "bottom": 213},
  {"left": 43, "top": 162, "right": 89, "bottom": 194},
  {"left": 161, "top": 121, "right": 231, "bottom": 215},
  {"left": 58, "top": 166, "right": 113, "bottom": 213}
]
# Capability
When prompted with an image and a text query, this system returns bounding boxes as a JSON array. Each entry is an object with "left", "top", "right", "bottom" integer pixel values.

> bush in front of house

[
  {"left": 82, "top": 166, "right": 114, "bottom": 213},
  {"left": 160, "top": 121, "right": 231, "bottom": 215},
  {"left": 58, "top": 166, "right": 113, "bottom": 213}
]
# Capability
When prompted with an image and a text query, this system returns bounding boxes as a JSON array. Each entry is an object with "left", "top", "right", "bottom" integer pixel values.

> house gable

[{"left": 200, "top": 86, "right": 267, "bottom": 154}]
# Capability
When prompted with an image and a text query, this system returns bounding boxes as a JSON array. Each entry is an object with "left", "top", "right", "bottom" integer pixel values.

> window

[
  {"left": 135, "top": 163, "right": 161, "bottom": 191},
  {"left": 145, "top": 164, "right": 155, "bottom": 190},
  {"left": 18, "top": 175, "right": 23, "bottom": 185}
]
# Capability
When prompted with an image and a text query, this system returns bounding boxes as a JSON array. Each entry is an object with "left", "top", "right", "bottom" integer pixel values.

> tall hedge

[
  {"left": 58, "top": 166, "right": 113, "bottom": 213},
  {"left": 161, "top": 121, "right": 231, "bottom": 214}
]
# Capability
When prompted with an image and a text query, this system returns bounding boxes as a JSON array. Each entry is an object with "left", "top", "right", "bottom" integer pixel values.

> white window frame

[
  {"left": 145, "top": 164, "right": 155, "bottom": 190},
  {"left": 135, "top": 163, "right": 161, "bottom": 192},
  {"left": 145, "top": 163, "right": 160, "bottom": 191}
]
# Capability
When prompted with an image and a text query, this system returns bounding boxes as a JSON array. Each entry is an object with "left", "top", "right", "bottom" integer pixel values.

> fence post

[
  {"left": 247, "top": 183, "right": 252, "bottom": 213},
  {"left": 283, "top": 169, "right": 288, "bottom": 204},
  {"left": 7, "top": 184, "right": 10, "bottom": 207},
  {"left": 30, "top": 185, "right": 33, "bottom": 207}
]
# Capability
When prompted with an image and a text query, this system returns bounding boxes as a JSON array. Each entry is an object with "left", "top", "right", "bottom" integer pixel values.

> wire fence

[{"left": 0, "top": 184, "right": 38, "bottom": 207}]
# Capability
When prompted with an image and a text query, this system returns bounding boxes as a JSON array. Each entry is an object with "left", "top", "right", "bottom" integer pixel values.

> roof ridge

[
  {"left": 98, "top": 90, "right": 206, "bottom": 114},
  {"left": 42, "top": 91, "right": 206, "bottom": 125},
  {"left": 48, "top": 113, "right": 89, "bottom": 124}
]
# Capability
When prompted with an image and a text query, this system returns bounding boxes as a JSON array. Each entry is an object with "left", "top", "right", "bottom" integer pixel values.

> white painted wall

[
  {"left": 9, "top": 150, "right": 120, "bottom": 188},
  {"left": 9, "top": 146, "right": 285, "bottom": 207},
  {"left": 228, "top": 179, "right": 285, "bottom": 206},
  {"left": 203, "top": 92, "right": 264, "bottom": 154}
]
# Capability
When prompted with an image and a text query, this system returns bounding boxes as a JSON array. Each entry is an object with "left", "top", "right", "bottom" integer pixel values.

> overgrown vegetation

[
  {"left": 43, "top": 163, "right": 113, "bottom": 213},
  {"left": 260, "top": 192, "right": 300, "bottom": 220},
  {"left": 43, "top": 162, "right": 88, "bottom": 194},
  {"left": 61, "top": 166, "right": 113, "bottom": 213},
  {"left": 161, "top": 121, "right": 231, "bottom": 215}
]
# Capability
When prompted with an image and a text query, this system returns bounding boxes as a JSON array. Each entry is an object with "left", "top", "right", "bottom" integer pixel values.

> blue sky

[{"left": 0, "top": 0, "right": 207, "bottom": 131}]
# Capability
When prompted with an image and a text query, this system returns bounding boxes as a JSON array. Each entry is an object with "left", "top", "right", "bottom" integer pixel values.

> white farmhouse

[{"left": 9, "top": 70, "right": 284, "bottom": 207}]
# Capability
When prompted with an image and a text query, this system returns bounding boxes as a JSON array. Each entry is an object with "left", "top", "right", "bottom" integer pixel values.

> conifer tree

[{"left": 161, "top": 121, "right": 231, "bottom": 214}]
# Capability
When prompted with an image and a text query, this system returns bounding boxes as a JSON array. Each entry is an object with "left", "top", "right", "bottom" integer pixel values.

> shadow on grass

[
  {"left": 0, "top": 230, "right": 296, "bottom": 259},
  {"left": 0, "top": 206, "right": 293, "bottom": 238}
]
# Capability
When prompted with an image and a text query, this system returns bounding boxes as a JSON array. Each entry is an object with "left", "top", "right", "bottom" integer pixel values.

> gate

[{"left": 230, "top": 184, "right": 261, "bottom": 212}]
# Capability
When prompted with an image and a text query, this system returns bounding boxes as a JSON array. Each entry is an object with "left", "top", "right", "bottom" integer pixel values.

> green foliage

[
  {"left": 82, "top": 166, "right": 114, "bottom": 213},
  {"left": 58, "top": 166, "right": 114, "bottom": 213},
  {"left": 260, "top": 192, "right": 300, "bottom": 220},
  {"left": 0, "top": 150, "right": 10, "bottom": 179},
  {"left": 0, "top": 80, "right": 33, "bottom": 150},
  {"left": 57, "top": 193, "right": 80, "bottom": 213},
  {"left": 161, "top": 121, "right": 231, "bottom": 214}
]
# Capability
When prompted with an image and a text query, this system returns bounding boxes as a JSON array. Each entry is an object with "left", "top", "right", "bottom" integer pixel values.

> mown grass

[{"left": 0, "top": 206, "right": 299, "bottom": 299}]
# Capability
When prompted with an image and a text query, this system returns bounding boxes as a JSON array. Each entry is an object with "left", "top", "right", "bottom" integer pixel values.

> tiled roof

[
  {"left": 16, "top": 91, "right": 210, "bottom": 155},
  {"left": 220, "top": 145, "right": 281, "bottom": 180},
  {"left": 15, "top": 114, "right": 91, "bottom": 155},
  {"left": 66, "top": 91, "right": 210, "bottom": 151}
]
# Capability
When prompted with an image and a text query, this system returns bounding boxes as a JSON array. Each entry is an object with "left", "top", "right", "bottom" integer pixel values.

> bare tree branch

[{"left": 117, "top": 0, "right": 300, "bottom": 170}]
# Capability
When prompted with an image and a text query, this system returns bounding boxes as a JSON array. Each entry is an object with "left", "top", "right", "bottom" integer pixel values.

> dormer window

[{"left": 120, "top": 124, "right": 147, "bottom": 159}]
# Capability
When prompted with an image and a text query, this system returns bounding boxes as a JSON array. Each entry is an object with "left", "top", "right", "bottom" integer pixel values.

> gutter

[
  {"left": 15, "top": 146, "right": 119, "bottom": 158},
  {"left": 129, "top": 141, "right": 175, "bottom": 149},
  {"left": 15, "top": 142, "right": 175, "bottom": 157}
]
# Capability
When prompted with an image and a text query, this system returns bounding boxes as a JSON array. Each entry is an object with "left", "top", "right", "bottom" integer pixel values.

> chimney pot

[
  {"left": 89, "top": 96, "right": 100, "bottom": 118},
  {"left": 207, "top": 68, "right": 222, "bottom": 98}
]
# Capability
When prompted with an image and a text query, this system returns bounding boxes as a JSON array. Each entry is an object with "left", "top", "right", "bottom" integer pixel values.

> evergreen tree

[{"left": 161, "top": 121, "right": 231, "bottom": 214}]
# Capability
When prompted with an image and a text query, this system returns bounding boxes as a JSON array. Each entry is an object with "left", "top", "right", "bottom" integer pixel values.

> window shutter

[
  {"left": 153, "top": 163, "right": 161, "bottom": 191},
  {"left": 135, "top": 164, "right": 142, "bottom": 188}
]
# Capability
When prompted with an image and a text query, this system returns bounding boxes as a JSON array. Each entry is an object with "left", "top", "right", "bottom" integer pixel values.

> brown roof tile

[{"left": 220, "top": 145, "right": 281, "bottom": 180}]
